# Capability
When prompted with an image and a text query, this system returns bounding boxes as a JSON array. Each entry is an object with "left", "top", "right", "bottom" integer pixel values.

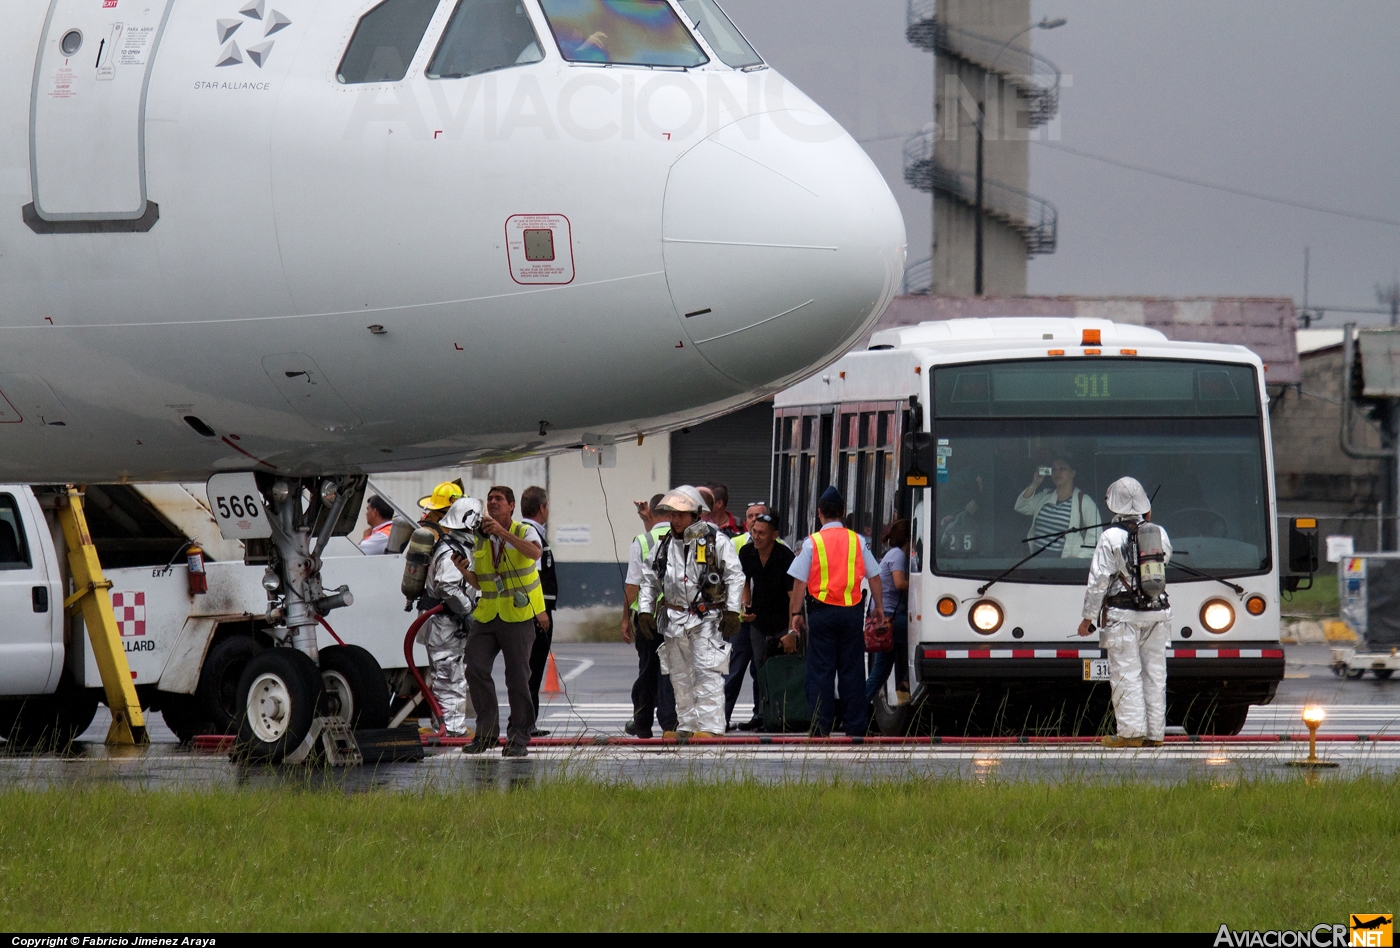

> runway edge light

[{"left": 1287, "top": 707, "right": 1339, "bottom": 769}]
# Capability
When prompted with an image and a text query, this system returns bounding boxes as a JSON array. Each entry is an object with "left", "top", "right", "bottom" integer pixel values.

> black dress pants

[{"left": 631, "top": 622, "right": 677, "bottom": 732}]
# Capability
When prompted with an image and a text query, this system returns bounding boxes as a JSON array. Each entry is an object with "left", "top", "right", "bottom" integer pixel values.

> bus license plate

[{"left": 1083, "top": 659, "right": 1110, "bottom": 681}]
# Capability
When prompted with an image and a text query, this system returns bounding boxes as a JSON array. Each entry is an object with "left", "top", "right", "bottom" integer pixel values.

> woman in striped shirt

[{"left": 1013, "top": 455, "right": 1101, "bottom": 558}]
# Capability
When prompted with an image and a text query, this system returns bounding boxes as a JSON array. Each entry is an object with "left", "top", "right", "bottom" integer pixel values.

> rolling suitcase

[{"left": 758, "top": 653, "right": 810, "bottom": 732}]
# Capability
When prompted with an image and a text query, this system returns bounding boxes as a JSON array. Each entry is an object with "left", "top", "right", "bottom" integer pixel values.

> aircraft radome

[{"left": 1, "top": 0, "right": 905, "bottom": 483}]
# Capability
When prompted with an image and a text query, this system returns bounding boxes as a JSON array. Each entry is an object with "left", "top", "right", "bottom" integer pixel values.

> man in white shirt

[
  {"left": 358, "top": 496, "right": 395, "bottom": 555},
  {"left": 622, "top": 494, "right": 676, "bottom": 738}
]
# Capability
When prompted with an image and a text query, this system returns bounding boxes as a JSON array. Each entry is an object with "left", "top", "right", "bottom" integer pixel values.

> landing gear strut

[
  {"left": 262, "top": 475, "right": 363, "bottom": 661},
  {"left": 231, "top": 475, "right": 383, "bottom": 763}
]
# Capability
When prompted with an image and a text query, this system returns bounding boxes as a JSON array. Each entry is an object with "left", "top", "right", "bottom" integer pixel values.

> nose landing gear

[{"left": 222, "top": 474, "right": 386, "bottom": 763}]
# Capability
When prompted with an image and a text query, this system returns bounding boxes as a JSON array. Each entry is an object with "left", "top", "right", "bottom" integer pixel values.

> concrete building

[
  {"left": 1269, "top": 329, "right": 1388, "bottom": 548},
  {"left": 904, "top": 0, "right": 1061, "bottom": 295}
]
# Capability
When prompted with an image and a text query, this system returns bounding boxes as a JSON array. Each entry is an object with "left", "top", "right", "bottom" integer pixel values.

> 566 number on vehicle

[
  {"left": 206, "top": 472, "right": 272, "bottom": 540},
  {"left": 215, "top": 494, "right": 261, "bottom": 521}
]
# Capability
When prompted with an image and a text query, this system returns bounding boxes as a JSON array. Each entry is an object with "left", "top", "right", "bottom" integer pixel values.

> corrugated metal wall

[{"left": 669, "top": 401, "right": 775, "bottom": 515}]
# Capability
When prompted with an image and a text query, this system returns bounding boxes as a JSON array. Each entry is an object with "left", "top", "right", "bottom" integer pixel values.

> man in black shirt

[{"left": 731, "top": 512, "right": 794, "bottom": 731}]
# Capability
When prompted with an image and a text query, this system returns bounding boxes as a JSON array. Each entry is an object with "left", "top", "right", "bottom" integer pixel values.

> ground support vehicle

[
  {"left": 1331, "top": 553, "right": 1400, "bottom": 680},
  {"left": 0, "top": 482, "right": 425, "bottom": 752},
  {"left": 772, "top": 318, "right": 1306, "bottom": 736}
]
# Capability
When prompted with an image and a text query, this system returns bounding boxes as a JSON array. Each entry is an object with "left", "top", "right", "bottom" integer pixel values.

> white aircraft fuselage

[{"left": 1, "top": 0, "right": 905, "bottom": 482}]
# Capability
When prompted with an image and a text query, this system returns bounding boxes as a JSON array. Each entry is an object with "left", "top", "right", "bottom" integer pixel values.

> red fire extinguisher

[{"left": 187, "top": 544, "right": 208, "bottom": 595}]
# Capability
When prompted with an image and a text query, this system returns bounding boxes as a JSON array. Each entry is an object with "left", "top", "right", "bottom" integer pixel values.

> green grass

[
  {"left": 1281, "top": 572, "right": 1339, "bottom": 618},
  {"left": 0, "top": 779, "right": 1395, "bottom": 931}
]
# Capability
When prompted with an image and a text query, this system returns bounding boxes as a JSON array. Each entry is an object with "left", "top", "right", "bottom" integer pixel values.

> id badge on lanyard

[{"left": 494, "top": 535, "right": 530, "bottom": 609}]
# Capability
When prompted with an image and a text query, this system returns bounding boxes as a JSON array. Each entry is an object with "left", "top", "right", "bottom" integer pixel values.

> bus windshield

[{"left": 931, "top": 361, "right": 1270, "bottom": 584}]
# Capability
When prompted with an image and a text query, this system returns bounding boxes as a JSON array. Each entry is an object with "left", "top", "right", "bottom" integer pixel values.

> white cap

[{"left": 1106, "top": 477, "right": 1151, "bottom": 516}]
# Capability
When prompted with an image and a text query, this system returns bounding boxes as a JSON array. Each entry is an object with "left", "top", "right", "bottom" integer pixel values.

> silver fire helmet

[{"left": 1106, "top": 477, "right": 1151, "bottom": 517}]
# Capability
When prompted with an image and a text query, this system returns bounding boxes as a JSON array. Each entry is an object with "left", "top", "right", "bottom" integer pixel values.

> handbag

[{"left": 864, "top": 611, "right": 893, "bottom": 653}]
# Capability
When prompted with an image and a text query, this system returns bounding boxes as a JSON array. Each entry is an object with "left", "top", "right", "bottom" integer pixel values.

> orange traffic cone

[{"left": 543, "top": 652, "right": 563, "bottom": 696}]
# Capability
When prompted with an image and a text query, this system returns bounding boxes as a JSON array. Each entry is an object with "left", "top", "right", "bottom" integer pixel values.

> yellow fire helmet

[{"left": 418, "top": 480, "right": 465, "bottom": 511}]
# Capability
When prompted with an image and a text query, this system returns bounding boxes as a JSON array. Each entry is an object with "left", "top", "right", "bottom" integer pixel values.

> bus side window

[{"left": 910, "top": 495, "right": 924, "bottom": 573}]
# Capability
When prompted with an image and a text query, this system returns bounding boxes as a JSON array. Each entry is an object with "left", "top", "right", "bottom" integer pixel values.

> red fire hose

[
  {"left": 315, "top": 615, "right": 346, "bottom": 646},
  {"left": 403, "top": 605, "right": 447, "bottom": 733}
]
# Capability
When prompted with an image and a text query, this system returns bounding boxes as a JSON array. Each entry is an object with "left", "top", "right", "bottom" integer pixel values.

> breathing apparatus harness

[
  {"left": 652, "top": 521, "right": 728, "bottom": 619},
  {"left": 1102, "top": 516, "right": 1170, "bottom": 615},
  {"left": 414, "top": 521, "right": 477, "bottom": 618}
]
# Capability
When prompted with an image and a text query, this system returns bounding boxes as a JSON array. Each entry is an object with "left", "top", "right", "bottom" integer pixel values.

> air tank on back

[
  {"left": 401, "top": 526, "right": 438, "bottom": 610},
  {"left": 1136, "top": 523, "right": 1168, "bottom": 599}
]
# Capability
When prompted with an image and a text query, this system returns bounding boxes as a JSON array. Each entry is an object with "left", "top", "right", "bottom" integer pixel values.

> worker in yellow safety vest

[
  {"left": 786, "top": 486, "right": 885, "bottom": 736},
  {"left": 620, "top": 494, "right": 677, "bottom": 739},
  {"left": 453, "top": 485, "right": 544, "bottom": 758}
]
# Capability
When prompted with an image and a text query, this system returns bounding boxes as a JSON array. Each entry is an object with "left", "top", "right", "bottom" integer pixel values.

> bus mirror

[
  {"left": 903, "top": 432, "right": 934, "bottom": 489},
  {"left": 1288, "top": 518, "right": 1319, "bottom": 575}
]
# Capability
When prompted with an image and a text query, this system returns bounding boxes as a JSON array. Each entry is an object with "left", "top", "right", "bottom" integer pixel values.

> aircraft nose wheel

[
  {"left": 233, "top": 649, "right": 323, "bottom": 761},
  {"left": 251, "top": 676, "right": 290, "bottom": 739},
  {"left": 318, "top": 644, "right": 391, "bottom": 730}
]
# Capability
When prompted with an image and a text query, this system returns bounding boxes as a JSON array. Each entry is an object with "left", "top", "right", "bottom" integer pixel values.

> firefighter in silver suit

[
  {"left": 636, "top": 486, "right": 745, "bottom": 738},
  {"left": 417, "top": 495, "right": 483, "bottom": 737},
  {"left": 1078, "top": 477, "right": 1173, "bottom": 748}
]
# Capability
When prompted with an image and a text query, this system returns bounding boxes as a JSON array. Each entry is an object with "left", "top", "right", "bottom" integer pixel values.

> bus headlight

[
  {"left": 969, "top": 601, "right": 1003, "bottom": 634},
  {"left": 1200, "top": 599, "right": 1235, "bottom": 633}
]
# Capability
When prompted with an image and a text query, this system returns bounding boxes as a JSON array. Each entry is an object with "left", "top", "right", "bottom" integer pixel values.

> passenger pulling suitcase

[{"left": 758, "top": 654, "right": 810, "bottom": 732}]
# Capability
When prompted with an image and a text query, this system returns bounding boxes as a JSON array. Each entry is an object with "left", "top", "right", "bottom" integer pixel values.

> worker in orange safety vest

[{"left": 786, "top": 486, "right": 885, "bottom": 736}]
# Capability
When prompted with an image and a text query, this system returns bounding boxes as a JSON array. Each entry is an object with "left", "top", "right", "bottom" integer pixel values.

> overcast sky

[{"left": 721, "top": 0, "right": 1400, "bottom": 325}]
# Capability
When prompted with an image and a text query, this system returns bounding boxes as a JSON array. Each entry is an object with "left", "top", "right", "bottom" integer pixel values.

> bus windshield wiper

[
  {"left": 975, "top": 543, "right": 1052, "bottom": 597},
  {"left": 975, "top": 520, "right": 1109, "bottom": 596},
  {"left": 1169, "top": 553, "right": 1246, "bottom": 595}
]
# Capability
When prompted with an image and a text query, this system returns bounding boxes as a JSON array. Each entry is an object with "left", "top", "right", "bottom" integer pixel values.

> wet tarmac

[{"left": 2, "top": 642, "right": 1393, "bottom": 791}]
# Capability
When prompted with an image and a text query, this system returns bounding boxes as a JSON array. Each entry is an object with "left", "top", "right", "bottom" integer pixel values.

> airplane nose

[{"left": 663, "top": 110, "right": 906, "bottom": 388}]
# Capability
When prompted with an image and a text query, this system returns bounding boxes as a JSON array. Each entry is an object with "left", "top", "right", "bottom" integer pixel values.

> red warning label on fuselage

[{"left": 505, "top": 214, "right": 574, "bottom": 286}]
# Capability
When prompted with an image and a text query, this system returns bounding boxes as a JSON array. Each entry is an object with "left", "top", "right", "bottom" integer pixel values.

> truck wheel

[
  {"left": 1346, "top": 668, "right": 1366, "bottom": 680},
  {"left": 160, "top": 694, "right": 214, "bottom": 744},
  {"left": 233, "top": 649, "right": 323, "bottom": 762},
  {"left": 1375, "top": 669, "right": 1394, "bottom": 680},
  {"left": 318, "top": 645, "right": 390, "bottom": 730},
  {"left": 872, "top": 687, "right": 915, "bottom": 736},
  {"left": 0, "top": 678, "right": 99, "bottom": 750},
  {"left": 1182, "top": 702, "right": 1250, "bottom": 736},
  {"left": 197, "top": 635, "right": 265, "bottom": 733}
]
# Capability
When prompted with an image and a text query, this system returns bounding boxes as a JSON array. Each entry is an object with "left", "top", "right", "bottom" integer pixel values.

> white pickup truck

[{"left": 0, "top": 483, "right": 423, "bottom": 745}]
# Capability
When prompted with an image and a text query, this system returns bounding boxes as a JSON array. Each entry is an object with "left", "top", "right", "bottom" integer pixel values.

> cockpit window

[
  {"left": 677, "top": 0, "right": 762, "bottom": 68},
  {"left": 338, "top": 0, "right": 442, "bottom": 84},
  {"left": 428, "top": 0, "right": 544, "bottom": 78},
  {"left": 538, "top": 0, "right": 708, "bottom": 68}
]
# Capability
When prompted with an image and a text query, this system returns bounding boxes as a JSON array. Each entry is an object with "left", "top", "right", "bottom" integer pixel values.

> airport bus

[{"left": 772, "top": 318, "right": 1305, "bottom": 736}]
